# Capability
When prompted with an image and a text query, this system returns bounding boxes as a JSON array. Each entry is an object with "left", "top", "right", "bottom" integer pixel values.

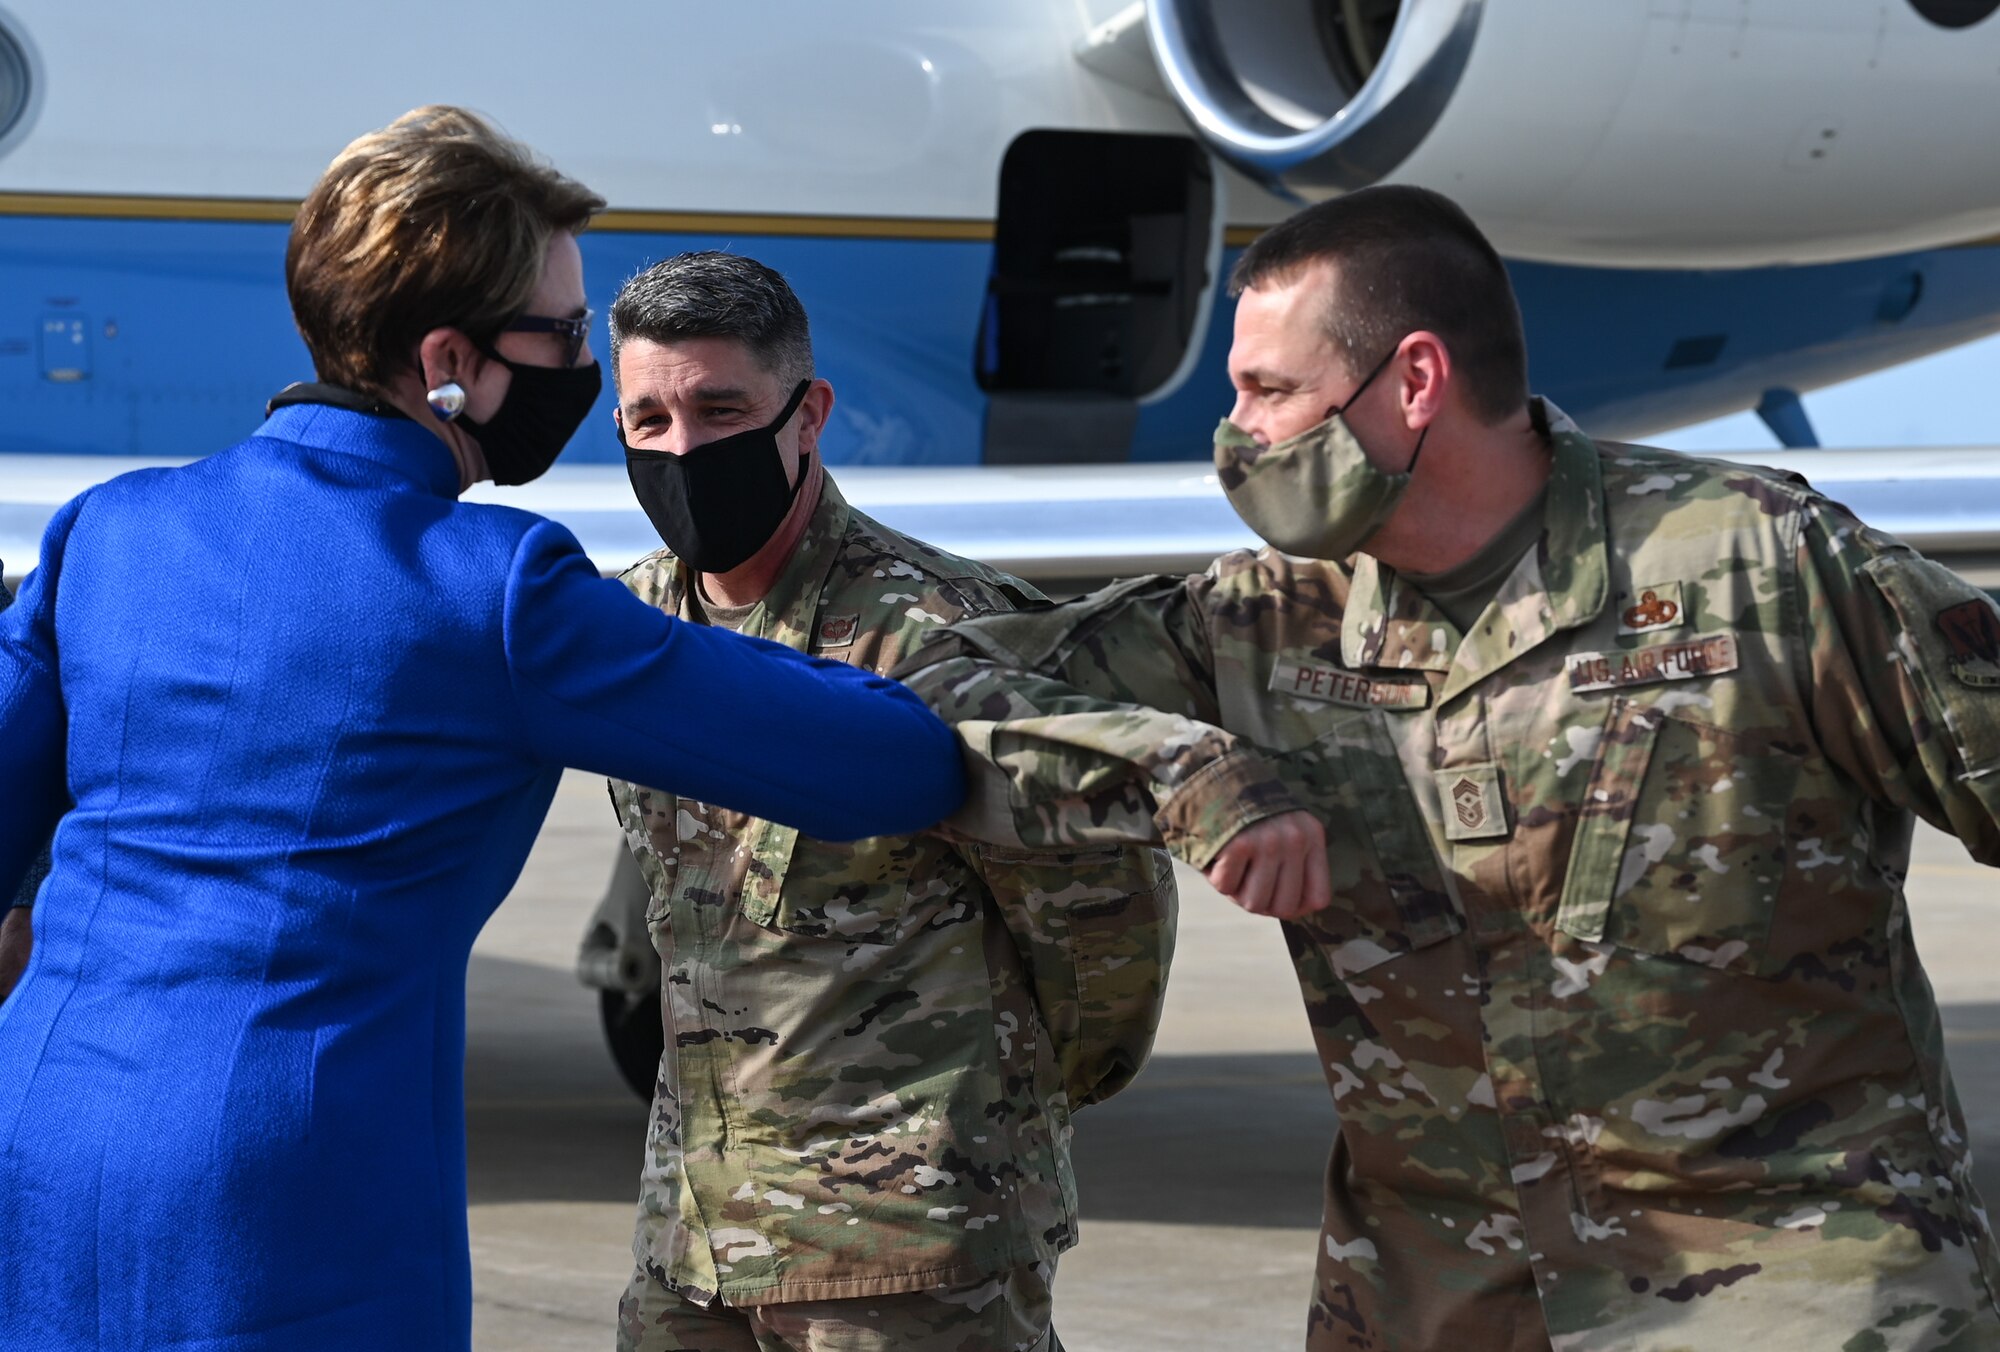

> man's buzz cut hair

[
  {"left": 1230, "top": 185, "right": 1529, "bottom": 426},
  {"left": 608, "top": 251, "right": 814, "bottom": 391}
]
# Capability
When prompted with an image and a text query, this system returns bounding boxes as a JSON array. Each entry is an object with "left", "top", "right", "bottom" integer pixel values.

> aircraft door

[
  {"left": 978, "top": 130, "right": 1216, "bottom": 464},
  {"left": 40, "top": 314, "right": 89, "bottom": 383}
]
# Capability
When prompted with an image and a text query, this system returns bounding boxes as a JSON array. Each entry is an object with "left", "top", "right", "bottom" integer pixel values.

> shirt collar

[
  {"left": 659, "top": 471, "right": 853, "bottom": 650},
  {"left": 1340, "top": 397, "right": 1609, "bottom": 698},
  {"left": 1531, "top": 398, "right": 1611, "bottom": 637},
  {"left": 744, "top": 471, "right": 852, "bottom": 651},
  {"left": 255, "top": 401, "right": 461, "bottom": 499}
]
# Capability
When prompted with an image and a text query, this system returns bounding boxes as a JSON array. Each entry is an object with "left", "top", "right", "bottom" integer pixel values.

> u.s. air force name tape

[{"left": 1566, "top": 633, "right": 1739, "bottom": 694}]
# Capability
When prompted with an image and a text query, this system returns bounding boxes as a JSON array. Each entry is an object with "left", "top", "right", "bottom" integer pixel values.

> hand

[
  {"left": 0, "top": 907, "right": 31, "bottom": 1004},
  {"left": 1203, "top": 811, "right": 1330, "bottom": 920}
]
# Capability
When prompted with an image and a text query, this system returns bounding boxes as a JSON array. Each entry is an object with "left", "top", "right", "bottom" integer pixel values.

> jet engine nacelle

[{"left": 1146, "top": 0, "right": 2000, "bottom": 268}]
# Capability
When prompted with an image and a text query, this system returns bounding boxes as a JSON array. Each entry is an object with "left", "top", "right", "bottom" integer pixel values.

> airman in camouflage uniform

[
  {"left": 602, "top": 254, "right": 1173, "bottom": 1352},
  {"left": 896, "top": 189, "right": 2000, "bottom": 1349}
]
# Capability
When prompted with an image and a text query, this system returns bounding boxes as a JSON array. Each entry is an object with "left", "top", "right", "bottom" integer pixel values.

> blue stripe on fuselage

[{"left": 3, "top": 214, "right": 1999, "bottom": 465}]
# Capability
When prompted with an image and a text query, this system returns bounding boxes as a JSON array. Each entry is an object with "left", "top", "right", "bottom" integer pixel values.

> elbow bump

[{"left": 924, "top": 726, "right": 969, "bottom": 820}]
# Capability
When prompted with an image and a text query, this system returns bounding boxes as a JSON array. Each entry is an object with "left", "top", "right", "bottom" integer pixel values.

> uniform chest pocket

[
  {"left": 1556, "top": 698, "right": 1799, "bottom": 977},
  {"left": 617, "top": 786, "right": 685, "bottom": 926},
  {"left": 1266, "top": 713, "right": 1462, "bottom": 976},
  {"left": 739, "top": 822, "right": 964, "bottom": 946}
]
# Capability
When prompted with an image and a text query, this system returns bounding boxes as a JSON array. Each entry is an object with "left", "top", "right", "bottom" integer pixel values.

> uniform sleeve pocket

[
  {"left": 1861, "top": 556, "right": 2000, "bottom": 784},
  {"left": 1267, "top": 714, "right": 1462, "bottom": 976},
  {"left": 972, "top": 842, "right": 1177, "bottom": 1108},
  {"left": 1556, "top": 697, "right": 1798, "bottom": 976}
]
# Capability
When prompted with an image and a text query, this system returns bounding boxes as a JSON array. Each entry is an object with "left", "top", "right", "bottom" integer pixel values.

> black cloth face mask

[
  {"left": 623, "top": 379, "right": 813, "bottom": 574},
  {"left": 459, "top": 353, "right": 604, "bottom": 487}
]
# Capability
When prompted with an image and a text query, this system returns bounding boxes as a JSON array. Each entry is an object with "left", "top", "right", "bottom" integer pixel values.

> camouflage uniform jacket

[
  {"left": 897, "top": 403, "right": 2000, "bottom": 1350},
  {"left": 608, "top": 475, "right": 1175, "bottom": 1307}
]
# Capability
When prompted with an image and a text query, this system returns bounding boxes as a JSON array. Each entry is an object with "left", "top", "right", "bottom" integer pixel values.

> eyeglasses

[{"left": 503, "top": 309, "right": 594, "bottom": 368}]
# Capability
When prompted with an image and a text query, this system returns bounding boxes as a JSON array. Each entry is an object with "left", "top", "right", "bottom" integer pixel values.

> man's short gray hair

[{"left": 608, "top": 251, "right": 814, "bottom": 391}]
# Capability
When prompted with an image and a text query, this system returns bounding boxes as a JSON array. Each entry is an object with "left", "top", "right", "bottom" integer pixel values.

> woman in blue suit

[{"left": 0, "top": 106, "right": 964, "bottom": 1351}]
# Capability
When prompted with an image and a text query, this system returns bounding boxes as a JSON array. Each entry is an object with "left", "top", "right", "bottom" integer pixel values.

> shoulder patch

[{"left": 1938, "top": 598, "right": 2000, "bottom": 689}]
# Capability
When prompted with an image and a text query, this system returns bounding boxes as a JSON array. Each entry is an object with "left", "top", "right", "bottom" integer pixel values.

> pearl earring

[{"left": 427, "top": 381, "right": 467, "bottom": 421}]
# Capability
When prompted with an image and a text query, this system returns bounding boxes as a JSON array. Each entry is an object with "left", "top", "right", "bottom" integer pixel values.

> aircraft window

[
  {"left": 0, "top": 20, "right": 28, "bottom": 148},
  {"left": 1908, "top": 0, "right": 2000, "bottom": 26},
  {"left": 978, "top": 130, "right": 1214, "bottom": 463}
]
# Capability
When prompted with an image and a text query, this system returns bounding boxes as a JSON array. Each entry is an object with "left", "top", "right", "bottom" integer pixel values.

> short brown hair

[
  {"left": 1231, "top": 186, "right": 1528, "bottom": 425},
  {"left": 286, "top": 105, "right": 605, "bottom": 395}
]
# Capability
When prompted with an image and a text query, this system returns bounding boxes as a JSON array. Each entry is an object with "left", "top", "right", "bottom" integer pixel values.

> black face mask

[
  {"left": 459, "top": 354, "right": 604, "bottom": 486},
  {"left": 623, "top": 379, "right": 812, "bottom": 573}
]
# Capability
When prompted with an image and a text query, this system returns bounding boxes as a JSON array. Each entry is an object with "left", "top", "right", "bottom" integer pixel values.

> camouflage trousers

[{"left": 617, "top": 1259, "right": 1061, "bottom": 1352}]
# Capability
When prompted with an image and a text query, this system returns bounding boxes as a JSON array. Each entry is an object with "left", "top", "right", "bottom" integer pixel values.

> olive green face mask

[{"left": 1212, "top": 346, "right": 1426, "bottom": 560}]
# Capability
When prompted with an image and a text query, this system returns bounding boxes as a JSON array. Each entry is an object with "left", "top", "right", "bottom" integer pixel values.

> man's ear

[
  {"left": 1397, "top": 331, "right": 1452, "bottom": 430},
  {"left": 796, "top": 379, "right": 835, "bottom": 459}
]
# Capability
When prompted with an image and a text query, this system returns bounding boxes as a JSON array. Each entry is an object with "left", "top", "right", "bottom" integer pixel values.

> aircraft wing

[
  {"left": 356, "top": 449, "right": 2000, "bottom": 588},
  {"left": 470, "top": 462, "right": 1262, "bottom": 585},
  {"left": 4, "top": 449, "right": 1998, "bottom": 587}
]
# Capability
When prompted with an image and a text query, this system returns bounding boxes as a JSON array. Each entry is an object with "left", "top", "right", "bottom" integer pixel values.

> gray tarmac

[{"left": 466, "top": 770, "right": 2000, "bottom": 1351}]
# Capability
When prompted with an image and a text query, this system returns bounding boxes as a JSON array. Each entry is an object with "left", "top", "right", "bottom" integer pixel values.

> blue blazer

[{"left": 0, "top": 402, "right": 963, "bottom": 1350}]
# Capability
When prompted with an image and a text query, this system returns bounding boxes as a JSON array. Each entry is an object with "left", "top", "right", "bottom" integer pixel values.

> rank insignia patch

[
  {"left": 1434, "top": 762, "right": 1509, "bottom": 842},
  {"left": 816, "top": 613, "right": 860, "bottom": 649},
  {"left": 1618, "top": 582, "right": 1685, "bottom": 636},
  {"left": 1937, "top": 598, "right": 2000, "bottom": 689}
]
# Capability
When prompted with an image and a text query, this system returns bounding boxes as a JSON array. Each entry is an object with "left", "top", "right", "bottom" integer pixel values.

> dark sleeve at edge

[{"left": 1, "top": 499, "right": 80, "bottom": 905}]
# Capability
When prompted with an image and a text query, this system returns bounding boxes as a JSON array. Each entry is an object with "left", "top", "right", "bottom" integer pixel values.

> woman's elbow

[
  {"left": 894, "top": 710, "right": 968, "bottom": 831},
  {"left": 810, "top": 704, "right": 966, "bottom": 842}
]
